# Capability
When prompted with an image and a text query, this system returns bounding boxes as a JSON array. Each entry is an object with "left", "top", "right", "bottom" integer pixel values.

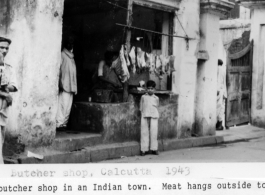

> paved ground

[{"left": 101, "top": 125, "right": 265, "bottom": 163}]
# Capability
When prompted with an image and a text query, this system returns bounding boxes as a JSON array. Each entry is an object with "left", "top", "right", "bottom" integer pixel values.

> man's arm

[
  {"left": 0, "top": 90, "right": 8, "bottom": 98},
  {"left": 5, "top": 85, "right": 16, "bottom": 92},
  {"left": 98, "top": 61, "right": 120, "bottom": 88},
  {"left": 0, "top": 89, "right": 12, "bottom": 106},
  {"left": 98, "top": 76, "right": 121, "bottom": 88}
]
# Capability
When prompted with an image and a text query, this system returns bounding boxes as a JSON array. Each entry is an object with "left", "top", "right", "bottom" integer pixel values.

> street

[{"left": 101, "top": 137, "right": 265, "bottom": 163}]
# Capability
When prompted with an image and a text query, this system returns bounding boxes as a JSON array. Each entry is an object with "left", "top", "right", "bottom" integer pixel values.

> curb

[{"left": 222, "top": 136, "right": 263, "bottom": 144}]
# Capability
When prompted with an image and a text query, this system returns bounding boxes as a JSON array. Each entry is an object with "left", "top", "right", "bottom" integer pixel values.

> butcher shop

[{"left": 63, "top": 0, "right": 181, "bottom": 144}]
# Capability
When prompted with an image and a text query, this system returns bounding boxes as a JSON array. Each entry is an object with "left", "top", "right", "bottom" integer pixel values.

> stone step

[
  {"left": 51, "top": 131, "right": 102, "bottom": 152},
  {"left": 5, "top": 135, "right": 224, "bottom": 164},
  {"left": 16, "top": 142, "right": 140, "bottom": 164}
]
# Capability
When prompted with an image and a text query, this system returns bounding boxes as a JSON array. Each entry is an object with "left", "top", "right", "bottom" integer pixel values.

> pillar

[
  {"left": 194, "top": 0, "right": 234, "bottom": 136},
  {"left": 238, "top": 0, "right": 265, "bottom": 127},
  {"left": 172, "top": 0, "right": 200, "bottom": 138}
]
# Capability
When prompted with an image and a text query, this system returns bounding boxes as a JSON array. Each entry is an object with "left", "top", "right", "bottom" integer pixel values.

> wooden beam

[
  {"left": 132, "top": 0, "right": 179, "bottom": 12},
  {"left": 123, "top": 0, "right": 133, "bottom": 102}
]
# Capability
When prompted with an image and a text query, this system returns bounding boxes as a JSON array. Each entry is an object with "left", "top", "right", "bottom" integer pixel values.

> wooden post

[{"left": 123, "top": 0, "right": 133, "bottom": 102}]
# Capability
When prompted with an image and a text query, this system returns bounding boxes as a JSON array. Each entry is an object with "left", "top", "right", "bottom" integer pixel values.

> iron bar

[{"left": 116, "top": 23, "right": 195, "bottom": 40}]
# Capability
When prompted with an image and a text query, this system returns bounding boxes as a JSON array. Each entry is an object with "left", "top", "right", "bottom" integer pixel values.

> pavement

[
  {"left": 4, "top": 124, "right": 265, "bottom": 164},
  {"left": 216, "top": 124, "right": 265, "bottom": 143},
  {"left": 103, "top": 127, "right": 265, "bottom": 163}
]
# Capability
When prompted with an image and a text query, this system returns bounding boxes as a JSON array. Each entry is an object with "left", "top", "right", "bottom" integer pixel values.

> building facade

[{"left": 0, "top": 0, "right": 234, "bottom": 159}]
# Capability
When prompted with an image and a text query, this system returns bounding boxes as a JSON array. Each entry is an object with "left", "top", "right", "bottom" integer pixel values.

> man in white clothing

[
  {"left": 56, "top": 36, "right": 77, "bottom": 130},
  {"left": 216, "top": 59, "right": 227, "bottom": 130},
  {"left": 0, "top": 37, "right": 18, "bottom": 164}
]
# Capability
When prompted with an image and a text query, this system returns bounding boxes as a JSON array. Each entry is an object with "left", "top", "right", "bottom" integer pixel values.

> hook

[{"left": 185, "top": 37, "right": 189, "bottom": 51}]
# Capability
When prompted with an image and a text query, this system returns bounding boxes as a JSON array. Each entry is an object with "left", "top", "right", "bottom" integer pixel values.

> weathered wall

[
  {"left": 71, "top": 93, "right": 178, "bottom": 143},
  {"left": 0, "top": 0, "right": 64, "bottom": 154},
  {"left": 220, "top": 19, "right": 251, "bottom": 47},
  {"left": 248, "top": 8, "right": 265, "bottom": 127},
  {"left": 172, "top": 0, "right": 200, "bottom": 138}
]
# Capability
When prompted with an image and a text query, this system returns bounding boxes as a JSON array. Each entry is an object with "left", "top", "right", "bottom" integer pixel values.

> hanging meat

[
  {"left": 119, "top": 45, "right": 130, "bottom": 82},
  {"left": 145, "top": 53, "right": 151, "bottom": 67},
  {"left": 159, "top": 55, "right": 166, "bottom": 74},
  {"left": 164, "top": 56, "right": 171, "bottom": 75},
  {"left": 124, "top": 44, "right": 131, "bottom": 67},
  {"left": 136, "top": 47, "right": 146, "bottom": 68},
  {"left": 155, "top": 55, "right": 162, "bottom": 70},
  {"left": 149, "top": 54, "right": 155, "bottom": 73},
  {"left": 129, "top": 46, "right": 136, "bottom": 74}
]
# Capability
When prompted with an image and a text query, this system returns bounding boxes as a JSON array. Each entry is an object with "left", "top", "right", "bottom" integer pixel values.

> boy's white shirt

[{"left": 140, "top": 93, "right": 159, "bottom": 118}]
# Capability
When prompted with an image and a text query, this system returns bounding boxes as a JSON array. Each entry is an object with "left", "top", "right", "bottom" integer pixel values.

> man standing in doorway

[
  {"left": 0, "top": 37, "right": 18, "bottom": 164},
  {"left": 56, "top": 35, "right": 77, "bottom": 130},
  {"left": 216, "top": 59, "right": 227, "bottom": 130}
]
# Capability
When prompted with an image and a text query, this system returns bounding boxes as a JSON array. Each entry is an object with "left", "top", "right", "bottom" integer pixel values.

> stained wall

[{"left": 0, "top": 0, "right": 64, "bottom": 155}]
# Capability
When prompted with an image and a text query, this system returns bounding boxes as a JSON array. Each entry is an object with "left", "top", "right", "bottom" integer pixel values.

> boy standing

[{"left": 140, "top": 80, "right": 159, "bottom": 156}]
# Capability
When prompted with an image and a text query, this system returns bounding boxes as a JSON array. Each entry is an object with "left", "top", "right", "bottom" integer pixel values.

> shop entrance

[{"left": 60, "top": 0, "right": 174, "bottom": 134}]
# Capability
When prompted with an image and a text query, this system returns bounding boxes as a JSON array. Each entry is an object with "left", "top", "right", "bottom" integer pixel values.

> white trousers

[
  {"left": 141, "top": 117, "right": 158, "bottom": 152},
  {"left": 0, "top": 126, "right": 5, "bottom": 164},
  {"left": 56, "top": 91, "right": 73, "bottom": 128}
]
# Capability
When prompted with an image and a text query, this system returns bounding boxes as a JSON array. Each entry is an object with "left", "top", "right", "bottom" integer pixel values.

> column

[{"left": 195, "top": 0, "right": 234, "bottom": 136}]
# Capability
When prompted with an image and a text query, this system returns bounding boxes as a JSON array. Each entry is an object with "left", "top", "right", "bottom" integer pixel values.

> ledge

[
  {"left": 237, "top": 0, "right": 265, "bottom": 9},
  {"left": 220, "top": 19, "right": 251, "bottom": 29},
  {"left": 200, "top": 0, "right": 235, "bottom": 17},
  {"left": 129, "top": 90, "right": 174, "bottom": 95}
]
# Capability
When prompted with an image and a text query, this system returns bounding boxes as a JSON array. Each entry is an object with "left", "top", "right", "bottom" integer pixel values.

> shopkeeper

[{"left": 92, "top": 51, "right": 122, "bottom": 102}]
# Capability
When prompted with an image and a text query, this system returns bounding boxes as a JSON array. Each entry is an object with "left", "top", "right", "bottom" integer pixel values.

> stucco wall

[
  {"left": 249, "top": 8, "right": 265, "bottom": 127},
  {"left": 172, "top": 0, "right": 200, "bottom": 138},
  {"left": 0, "top": 0, "right": 64, "bottom": 153},
  {"left": 220, "top": 19, "right": 251, "bottom": 47}
]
